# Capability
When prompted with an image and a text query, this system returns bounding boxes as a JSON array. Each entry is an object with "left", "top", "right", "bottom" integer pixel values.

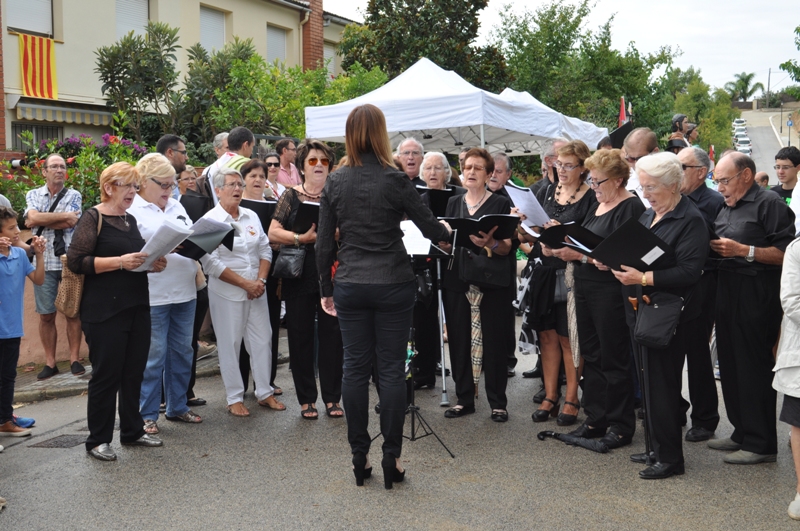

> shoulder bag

[
  {"left": 55, "top": 209, "right": 102, "bottom": 318},
  {"left": 272, "top": 244, "right": 305, "bottom": 279},
  {"left": 456, "top": 246, "right": 511, "bottom": 289},
  {"left": 633, "top": 292, "right": 685, "bottom": 349}
]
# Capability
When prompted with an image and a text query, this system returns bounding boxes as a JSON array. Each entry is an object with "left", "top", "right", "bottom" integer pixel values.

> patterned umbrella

[
  {"left": 565, "top": 262, "right": 580, "bottom": 368},
  {"left": 466, "top": 284, "right": 484, "bottom": 397}
]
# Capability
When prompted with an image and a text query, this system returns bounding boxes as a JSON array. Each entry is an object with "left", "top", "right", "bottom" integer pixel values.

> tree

[
  {"left": 724, "top": 72, "right": 765, "bottom": 102},
  {"left": 779, "top": 25, "right": 800, "bottom": 83},
  {"left": 338, "top": 0, "right": 509, "bottom": 92}
]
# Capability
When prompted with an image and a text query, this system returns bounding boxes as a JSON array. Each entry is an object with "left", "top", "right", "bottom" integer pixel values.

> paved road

[
  {"left": 2, "top": 345, "right": 799, "bottom": 530},
  {"left": 741, "top": 110, "right": 783, "bottom": 185}
]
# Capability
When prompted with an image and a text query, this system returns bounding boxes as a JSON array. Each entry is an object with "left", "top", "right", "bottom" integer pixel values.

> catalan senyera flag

[{"left": 19, "top": 34, "right": 58, "bottom": 99}]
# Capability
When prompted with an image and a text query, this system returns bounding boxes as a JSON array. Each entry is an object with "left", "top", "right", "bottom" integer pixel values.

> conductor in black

[{"left": 710, "top": 152, "right": 796, "bottom": 465}]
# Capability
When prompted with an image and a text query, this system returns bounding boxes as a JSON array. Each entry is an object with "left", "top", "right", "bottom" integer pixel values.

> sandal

[
  {"left": 326, "top": 403, "right": 344, "bottom": 418},
  {"left": 143, "top": 419, "right": 159, "bottom": 434},
  {"left": 166, "top": 410, "right": 203, "bottom": 423},
  {"left": 301, "top": 404, "right": 318, "bottom": 420},
  {"left": 258, "top": 396, "right": 286, "bottom": 410},
  {"left": 272, "top": 387, "right": 283, "bottom": 396},
  {"left": 227, "top": 402, "right": 250, "bottom": 417}
]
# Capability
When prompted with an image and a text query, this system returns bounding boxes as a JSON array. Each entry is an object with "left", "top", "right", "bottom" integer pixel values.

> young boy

[{"left": 0, "top": 206, "right": 45, "bottom": 438}]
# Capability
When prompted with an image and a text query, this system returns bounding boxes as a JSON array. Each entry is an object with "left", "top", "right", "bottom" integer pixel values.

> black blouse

[
  {"left": 66, "top": 207, "right": 149, "bottom": 323},
  {"left": 535, "top": 181, "right": 597, "bottom": 269},
  {"left": 575, "top": 196, "right": 646, "bottom": 283},
  {"left": 273, "top": 187, "right": 321, "bottom": 300}
]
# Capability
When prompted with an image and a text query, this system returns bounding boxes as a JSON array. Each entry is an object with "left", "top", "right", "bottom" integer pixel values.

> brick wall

[
  {"left": 0, "top": 8, "right": 7, "bottom": 151},
  {"left": 302, "top": 0, "right": 324, "bottom": 71}
]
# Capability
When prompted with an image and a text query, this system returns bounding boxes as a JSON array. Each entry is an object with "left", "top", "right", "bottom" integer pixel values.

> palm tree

[{"left": 724, "top": 72, "right": 765, "bottom": 102}]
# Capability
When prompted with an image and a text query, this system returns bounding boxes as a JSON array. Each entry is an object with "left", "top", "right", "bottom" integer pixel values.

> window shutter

[
  {"left": 266, "top": 26, "right": 286, "bottom": 64},
  {"left": 116, "top": 0, "right": 149, "bottom": 39},
  {"left": 199, "top": 6, "right": 225, "bottom": 52},
  {"left": 7, "top": 0, "right": 53, "bottom": 36},
  {"left": 324, "top": 43, "right": 336, "bottom": 76}
]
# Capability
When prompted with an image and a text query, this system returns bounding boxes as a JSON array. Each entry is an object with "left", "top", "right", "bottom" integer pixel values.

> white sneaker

[{"left": 788, "top": 492, "right": 800, "bottom": 520}]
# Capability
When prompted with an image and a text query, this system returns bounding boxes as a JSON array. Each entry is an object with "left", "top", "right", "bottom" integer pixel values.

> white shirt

[
  {"left": 202, "top": 152, "right": 238, "bottom": 205},
  {"left": 791, "top": 194, "right": 800, "bottom": 236},
  {"left": 128, "top": 194, "right": 198, "bottom": 307},
  {"left": 199, "top": 203, "right": 272, "bottom": 302},
  {"left": 627, "top": 168, "right": 651, "bottom": 209}
]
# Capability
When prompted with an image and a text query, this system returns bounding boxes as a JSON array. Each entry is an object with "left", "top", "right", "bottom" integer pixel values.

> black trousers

[
  {"left": 286, "top": 292, "right": 343, "bottom": 405},
  {"left": 575, "top": 277, "right": 635, "bottom": 436},
  {"left": 716, "top": 269, "right": 781, "bottom": 455},
  {"left": 679, "top": 271, "right": 720, "bottom": 431},
  {"left": 239, "top": 275, "right": 282, "bottom": 391},
  {"left": 444, "top": 285, "right": 514, "bottom": 410},
  {"left": 413, "top": 294, "right": 440, "bottom": 383},
  {"left": 336, "top": 281, "right": 415, "bottom": 458},
  {"left": 186, "top": 286, "right": 209, "bottom": 400},
  {"left": 83, "top": 305, "right": 150, "bottom": 451}
]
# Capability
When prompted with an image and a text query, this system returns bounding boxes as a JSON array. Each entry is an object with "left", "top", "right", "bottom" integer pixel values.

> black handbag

[
  {"left": 634, "top": 292, "right": 685, "bottom": 349},
  {"left": 456, "top": 246, "right": 511, "bottom": 289},
  {"left": 553, "top": 268, "right": 568, "bottom": 304},
  {"left": 272, "top": 245, "right": 305, "bottom": 279}
]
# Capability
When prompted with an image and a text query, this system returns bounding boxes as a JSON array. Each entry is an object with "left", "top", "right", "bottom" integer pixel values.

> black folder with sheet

[
  {"left": 417, "top": 186, "right": 456, "bottom": 218},
  {"left": 176, "top": 228, "right": 236, "bottom": 260},
  {"left": 292, "top": 201, "right": 319, "bottom": 233},
  {"left": 240, "top": 199, "right": 278, "bottom": 231},
  {"left": 536, "top": 222, "right": 605, "bottom": 250},
  {"left": 179, "top": 190, "right": 213, "bottom": 223},
  {"left": 438, "top": 214, "right": 520, "bottom": 247}
]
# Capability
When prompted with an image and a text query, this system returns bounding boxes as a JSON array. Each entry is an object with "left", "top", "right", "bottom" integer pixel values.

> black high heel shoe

[
  {"left": 353, "top": 452, "right": 372, "bottom": 486},
  {"left": 557, "top": 401, "right": 580, "bottom": 426},
  {"left": 381, "top": 454, "right": 405, "bottom": 490},
  {"left": 531, "top": 397, "right": 559, "bottom": 422}
]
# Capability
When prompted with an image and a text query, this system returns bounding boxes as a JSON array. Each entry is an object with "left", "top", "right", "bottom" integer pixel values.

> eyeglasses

[
  {"left": 400, "top": 150, "right": 422, "bottom": 157},
  {"left": 589, "top": 177, "right": 609, "bottom": 188},
  {"left": 265, "top": 162, "right": 280, "bottom": 168},
  {"left": 555, "top": 162, "right": 581, "bottom": 172},
  {"left": 463, "top": 164, "right": 486, "bottom": 172},
  {"left": 623, "top": 150, "right": 653, "bottom": 164},
  {"left": 774, "top": 165, "right": 797, "bottom": 171},
  {"left": 221, "top": 182, "right": 245, "bottom": 189},
  {"left": 46, "top": 165, "right": 67, "bottom": 171},
  {"left": 641, "top": 184, "right": 664, "bottom": 193},
  {"left": 113, "top": 182, "right": 140, "bottom": 191},
  {"left": 307, "top": 157, "right": 330, "bottom": 167},
  {"left": 173, "top": 149, "right": 187, "bottom": 156},
  {"left": 712, "top": 169, "right": 744, "bottom": 187},
  {"left": 286, "top": 147, "right": 297, "bottom": 152},
  {"left": 682, "top": 164, "right": 705, "bottom": 171},
  {"left": 149, "top": 178, "right": 178, "bottom": 190}
]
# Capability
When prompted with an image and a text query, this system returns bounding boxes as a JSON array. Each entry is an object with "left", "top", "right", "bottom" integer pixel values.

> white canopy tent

[{"left": 305, "top": 58, "right": 607, "bottom": 156}]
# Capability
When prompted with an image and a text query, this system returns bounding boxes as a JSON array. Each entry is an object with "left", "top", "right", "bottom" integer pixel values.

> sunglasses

[
  {"left": 307, "top": 157, "right": 330, "bottom": 167},
  {"left": 265, "top": 162, "right": 280, "bottom": 168}
]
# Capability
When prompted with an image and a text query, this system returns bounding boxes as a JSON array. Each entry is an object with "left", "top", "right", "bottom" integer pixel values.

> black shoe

[
  {"left": 413, "top": 379, "right": 435, "bottom": 390},
  {"left": 639, "top": 462, "right": 685, "bottom": 479},
  {"left": 353, "top": 452, "right": 369, "bottom": 487},
  {"left": 522, "top": 367, "right": 542, "bottom": 378},
  {"left": 556, "top": 401, "right": 580, "bottom": 427},
  {"left": 381, "top": 454, "right": 405, "bottom": 490},
  {"left": 507, "top": 366, "right": 515, "bottom": 377},
  {"left": 70, "top": 361, "right": 86, "bottom": 376},
  {"left": 532, "top": 398, "right": 559, "bottom": 422},
  {"left": 444, "top": 404, "right": 475, "bottom": 418},
  {"left": 533, "top": 387, "right": 546, "bottom": 404},
  {"left": 599, "top": 430, "right": 632, "bottom": 449},
  {"left": 37, "top": 365, "right": 59, "bottom": 381},
  {"left": 491, "top": 409, "right": 509, "bottom": 422},
  {"left": 186, "top": 398, "right": 207, "bottom": 407},
  {"left": 374, "top": 403, "right": 380, "bottom": 414},
  {"left": 630, "top": 451, "right": 656, "bottom": 464},
  {"left": 436, "top": 362, "right": 450, "bottom": 377},
  {"left": 569, "top": 422, "right": 607, "bottom": 439},
  {"left": 685, "top": 426, "right": 714, "bottom": 442}
]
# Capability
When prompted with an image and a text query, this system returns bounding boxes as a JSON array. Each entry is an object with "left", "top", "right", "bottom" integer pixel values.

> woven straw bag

[{"left": 54, "top": 209, "right": 102, "bottom": 318}]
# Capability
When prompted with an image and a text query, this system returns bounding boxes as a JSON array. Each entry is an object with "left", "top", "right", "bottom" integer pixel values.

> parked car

[
  {"left": 732, "top": 118, "right": 746, "bottom": 127},
  {"left": 733, "top": 132, "right": 749, "bottom": 144},
  {"left": 736, "top": 146, "right": 752, "bottom": 156},
  {"left": 735, "top": 137, "right": 752, "bottom": 148},
  {"left": 731, "top": 126, "right": 747, "bottom": 136}
]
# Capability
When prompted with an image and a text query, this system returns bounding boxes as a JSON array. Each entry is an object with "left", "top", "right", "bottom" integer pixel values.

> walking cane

[{"left": 628, "top": 296, "right": 654, "bottom": 465}]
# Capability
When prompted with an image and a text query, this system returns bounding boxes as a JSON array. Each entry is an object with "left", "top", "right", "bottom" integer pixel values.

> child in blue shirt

[{"left": 0, "top": 206, "right": 45, "bottom": 439}]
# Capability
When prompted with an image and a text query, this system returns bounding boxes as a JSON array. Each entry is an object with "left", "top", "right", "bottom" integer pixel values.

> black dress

[{"left": 442, "top": 193, "right": 515, "bottom": 410}]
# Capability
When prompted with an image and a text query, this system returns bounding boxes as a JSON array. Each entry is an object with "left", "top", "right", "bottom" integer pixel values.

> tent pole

[{"left": 480, "top": 125, "right": 485, "bottom": 148}]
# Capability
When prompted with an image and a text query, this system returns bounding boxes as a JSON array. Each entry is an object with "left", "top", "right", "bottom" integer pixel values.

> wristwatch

[
  {"left": 580, "top": 255, "right": 588, "bottom": 264},
  {"left": 746, "top": 245, "right": 755, "bottom": 263},
  {"left": 258, "top": 278, "right": 267, "bottom": 285}
]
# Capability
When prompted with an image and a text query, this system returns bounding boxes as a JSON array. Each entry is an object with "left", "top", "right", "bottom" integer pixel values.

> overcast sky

[{"left": 324, "top": 0, "right": 799, "bottom": 93}]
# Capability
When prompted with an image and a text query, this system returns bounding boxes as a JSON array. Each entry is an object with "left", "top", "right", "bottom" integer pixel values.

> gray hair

[
  {"left": 543, "top": 137, "right": 569, "bottom": 159},
  {"left": 636, "top": 152, "right": 683, "bottom": 191},
  {"left": 213, "top": 132, "right": 229, "bottom": 150},
  {"left": 396, "top": 137, "right": 424, "bottom": 155},
  {"left": 493, "top": 152, "right": 512, "bottom": 173},
  {"left": 421, "top": 152, "right": 452, "bottom": 179},
  {"left": 213, "top": 167, "right": 243, "bottom": 189},
  {"left": 689, "top": 146, "right": 711, "bottom": 173}
]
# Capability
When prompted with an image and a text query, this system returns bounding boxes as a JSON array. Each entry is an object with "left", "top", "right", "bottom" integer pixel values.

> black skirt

[{"left": 780, "top": 394, "right": 800, "bottom": 428}]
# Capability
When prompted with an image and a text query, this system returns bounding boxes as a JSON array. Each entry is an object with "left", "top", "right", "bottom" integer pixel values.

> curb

[{"left": 768, "top": 114, "right": 786, "bottom": 148}]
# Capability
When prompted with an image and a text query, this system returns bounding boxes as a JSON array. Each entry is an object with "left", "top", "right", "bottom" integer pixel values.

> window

[
  {"left": 324, "top": 43, "right": 337, "bottom": 77},
  {"left": 11, "top": 123, "right": 63, "bottom": 151},
  {"left": 7, "top": 0, "right": 53, "bottom": 37},
  {"left": 199, "top": 6, "right": 225, "bottom": 52},
  {"left": 116, "top": 0, "right": 149, "bottom": 39},
  {"left": 266, "top": 25, "right": 286, "bottom": 64}
]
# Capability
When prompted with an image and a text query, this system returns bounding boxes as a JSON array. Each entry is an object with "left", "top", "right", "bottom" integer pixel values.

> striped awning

[{"left": 15, "top": 100, "right": 113, "bottom": 126}]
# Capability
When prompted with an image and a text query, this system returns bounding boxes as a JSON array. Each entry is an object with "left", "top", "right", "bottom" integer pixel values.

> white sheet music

[
  {"left": 504, "top": 184, "right": 551, "bottom": 227},
  {"left": 400, "top": 220, "right": 432, "bottom": 255},
  {"left": 189, "top": 217, "right": 233, "bottom": 236},
  {"left": 133, "top": 220, "right": 194, "bottom": 272}
]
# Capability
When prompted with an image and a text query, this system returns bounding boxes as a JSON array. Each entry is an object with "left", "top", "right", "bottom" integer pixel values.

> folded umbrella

[
  {"left": 537, "top": 430, "right": 610, "bottom": 453},
  {"left": 466, "top": 285, "right": 484, "bottom": 397}
]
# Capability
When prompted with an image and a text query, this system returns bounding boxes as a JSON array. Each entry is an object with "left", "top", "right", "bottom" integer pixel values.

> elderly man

[
  {"left": 622, "top": 128, "right": 659, "bottom": 206},
  {"left": 755, "top": 172, "right": 770, "bottom": 188},
  {"left": 490, "top": 153, "right": 513, "bottom": 194},
  {"left": 276, "top": 138, "right": 301, "bottom": 187},
  {"left": 530, "top": 138, "right": 568, "bottom": 196},
  {"left": 24, "top": 154, "right": 84, "bottom": 379},
  {"left": 771, "top": 146, "right": 800, "bottom": 206},
  {"left": 677, "top": 146, "right": 724, "bottom": 442},
  {"left": 710, "top": 153, "right": 796, "bottom": 464},
  {"left": 213, "top": 132, "right": 229, "bottom": 158},
  {"left": 397, "top": 138, "right": 425, "bottom": 186}
]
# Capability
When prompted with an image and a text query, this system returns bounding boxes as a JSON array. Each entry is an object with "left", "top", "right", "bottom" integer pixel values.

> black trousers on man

[{"left": 716, "top": 269, "right": 781, "bottom": 455}]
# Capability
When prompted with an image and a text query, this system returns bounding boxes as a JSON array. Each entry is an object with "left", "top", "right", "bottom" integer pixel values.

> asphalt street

[
  {"left": 740, "top": 110, "right": 783, "bottom": 185},
  {"left": 2, "top": 347, "right": 798, "bottom": 530}
]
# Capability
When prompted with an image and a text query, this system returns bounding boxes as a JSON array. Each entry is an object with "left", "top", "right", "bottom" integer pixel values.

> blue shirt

[{"left": 0, "top": 246, "right": 35, "bottom": 338}]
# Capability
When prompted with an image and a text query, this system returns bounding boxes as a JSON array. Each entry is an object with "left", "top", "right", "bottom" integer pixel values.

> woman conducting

[
  {"left": 317, "top": 104, "right": 451, "bottom": 488},
  {"left": 67, "top": 162, "right": 167, "bottom": 461},
  {"left": 269, "top": 140, "right": 344, "bottom": 420},
  {"left": 548, "top": 149, "right": 644, "bottom": 446},
  {"left": 200, "top": 167, "right": 284, "bottom": 417},
  {"left": 131, "top": 154, "right": 202, "bottom": 435},
  {"left": 439, "top": 147, "right": 515, "bottom": 423},
  {"left": 611, "top": 152, "right": 707, "bottom": 479}
]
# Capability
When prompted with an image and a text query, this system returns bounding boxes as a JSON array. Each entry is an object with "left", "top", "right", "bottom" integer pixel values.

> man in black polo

[
  {"left": 709, "top": 152, "right": 795, "bottom": 464},
  {"left": 677, "top": 146, "right": 723, "bottom": 442}
]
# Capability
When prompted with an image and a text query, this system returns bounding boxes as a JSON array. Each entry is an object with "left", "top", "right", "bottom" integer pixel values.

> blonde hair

[
  {"left": 100, "top": 162, "right": 142, "bottom": 202},
  {"left": 585, "top": 148, "right": 630, "bottom": 187},
  {"left": 136, "top": 152, "right": 176, "bottom": 181}
]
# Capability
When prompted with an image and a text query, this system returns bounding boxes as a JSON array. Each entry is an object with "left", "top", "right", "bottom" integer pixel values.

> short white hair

[
  {"left": 421, "top": 152, "right": 452, "bottom": 179},
  {"left": 213, "top": 167, "right": 242, "bottom": 189},
  {"left": 397, "top": 137, "right": 424, "bottom": 155},
  {"left": 213, "top": 132, "right": 229, "bottom": 150},
  {"left": 636, "top": 152, "right": 682, "bottom": 191}
]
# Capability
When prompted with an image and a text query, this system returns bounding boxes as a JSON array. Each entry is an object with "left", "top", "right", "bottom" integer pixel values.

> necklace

[
  {"left": 555, "top": 182, "right": 582, "bottom": 205},
  {"left": 123, "top": 212, "right": 129, "bottom": 227},
  {"left": 300, "top": 183, "right": 322, "bottom": 199},
  {"left": 464, "top": 190, "right": 488, "bottom": 210}
]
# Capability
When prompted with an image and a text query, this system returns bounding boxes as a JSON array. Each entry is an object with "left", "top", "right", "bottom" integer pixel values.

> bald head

[
  {"left": 755, "top": 171, "right": 770, "bottom": 187},
  {"left": 622, "top": 128, "right": 659, "bottom": 169},
  {"left": 715, "top": 152, "right": 755, "bottom": 207}
]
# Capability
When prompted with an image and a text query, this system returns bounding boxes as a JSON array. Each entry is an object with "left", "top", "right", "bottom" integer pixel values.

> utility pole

[{"left": 766, "top": 68, "right": 771, "bottom": 109}]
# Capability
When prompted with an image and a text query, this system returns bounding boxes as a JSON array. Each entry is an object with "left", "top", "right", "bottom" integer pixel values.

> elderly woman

[
  {"left": 269, "top": 139, "right": 344, "bottom": 420},
  {"left": 612, "top": 152, "right": 708, "bottom": 479},
  {"left": 130, "top": 154, "right": 202, "bottom": 435},
  {"left": 550, "top": 149, "right": 645, "bottom": 446},
  {"left": 526, "top": 140, "right": 596, "bottom": 426},
  {"left": 439, "top": 147, "right": 515, "bottom": 422},
  {"left": 317, "top": 104, "right": 451, "bottom": 488},
  {"left": 177, "top": 165, "right": 199, "bottom": 197},
  {"left": 200, "top": 167, "right": 283, "bottom": 417},
  {"left": 67, "top": 162, "right": 167, "bottom": 461}
]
